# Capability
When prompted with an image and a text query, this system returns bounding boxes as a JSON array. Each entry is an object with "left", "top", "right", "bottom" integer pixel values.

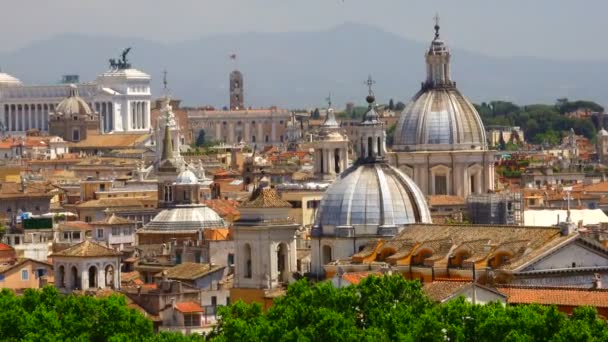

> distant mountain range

[{"left": 1, "top": 22, "right": 607, "bottom": 109}]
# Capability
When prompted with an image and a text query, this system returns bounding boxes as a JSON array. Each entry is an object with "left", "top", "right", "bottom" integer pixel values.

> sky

[{"left": 0, "top": 0, "right": 604, "bottom": 61}]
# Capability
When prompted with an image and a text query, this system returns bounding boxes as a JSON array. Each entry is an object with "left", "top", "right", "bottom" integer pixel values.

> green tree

[
  {"left": 312, "top": 108, "right": 321, "bottom": 119},
  {"left": 210, "top": 275, "right": 608, "bottom": 341},
  {"left": 0, "top": 286, "right": 199, "bottom": 341},
  {"left": 195, "top": 129, "right": 206, "bottom": 147},
  {"left": 388, "top": 99, "right": 395, "bottom": 111}
]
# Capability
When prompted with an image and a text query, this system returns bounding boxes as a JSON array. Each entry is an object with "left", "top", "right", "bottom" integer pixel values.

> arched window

[
  {"left": 88, "top": 266, "right": 98, "bottom": 289},
  {"left": 277, "top": 243, "right": 288, "bottom": 283},
  {"left": 377, "top": 136, "right": 382, "bottom": 156},
  {"left": 244, "top": 243, "right": 252, "bottom": 279},
  {"left": 322, "top": 245, "right": 332, "bottom": 265},
  {"left": 105, "top": 265, "right": 115, "bottom": 289},
  {"left": 334, "top": 148, "right": 341, "bottom": 174},
  {"left": 58, "top": 265, "right": 65, "bottom": 288},
  {"left": 71, "top": 266, "right": 80, "bottom": 289},
  {"left": 367, "top": 137, "right": 373, "bottom": 158},
  {"left": 449, "top": 250, "right": 471, "bottom": 268}
]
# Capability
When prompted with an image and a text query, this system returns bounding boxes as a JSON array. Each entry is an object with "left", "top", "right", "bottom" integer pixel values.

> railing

[{"left": 335, "top": 226, "right": 354, "bottom": 238}]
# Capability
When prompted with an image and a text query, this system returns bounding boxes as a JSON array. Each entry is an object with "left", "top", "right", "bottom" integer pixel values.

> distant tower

[
  {"left": 230, "top": 70, "right": 244, "bottom": 110},
  {"left": 313, "top": 93, "right": 348, "bottom": 181}
]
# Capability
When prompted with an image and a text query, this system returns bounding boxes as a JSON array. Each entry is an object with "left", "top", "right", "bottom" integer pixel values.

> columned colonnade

[
  {"left": 2, "top": 103, "right": 51, "bottom": 131},
  {"left": 130, "top": 101, "right": 148, "bottom": 130}
]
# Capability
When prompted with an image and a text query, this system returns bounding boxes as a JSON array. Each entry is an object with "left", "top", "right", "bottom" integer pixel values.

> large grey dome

[
  {"left": 393, "top": 23, "right": 487, "bottom": 152},
  {"left": 316, "top": 162, "right": 431, "bottom": 228},
  {"left": 143, "top": 205, "right": 226, "bottom": 232},
  {"left": 393, "top": 88, "right": 487, "bottom": 151}
]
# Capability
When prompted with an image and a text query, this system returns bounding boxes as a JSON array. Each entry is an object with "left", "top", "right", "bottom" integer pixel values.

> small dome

[
  {"left": 175, "top": 169, "right": 198, "bottom": 185},
  {"left": 600, "top": 128, "right": 608, "bottom": 137},
  {"left": 55, "top": 85, "right": 93, "bottom": 115},
  {"left": 143, "top": 205, "right": 226, "bottom": 232},
  {"left": 316, "top": 163, "right": 431, "bottom": 228},
  {"left": 0, "top": 72, "right": 22, "bottom": 87}
]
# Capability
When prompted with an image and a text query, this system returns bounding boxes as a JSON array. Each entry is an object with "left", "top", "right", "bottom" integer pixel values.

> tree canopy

[
  {"left": 0, "top": 287, "right": 199, "bottom": 341},
  {"left": 209, "top": 275, "right": 608, "bottom": 342},
  {"left": 475, "top": 99, "right": 603, "bottom": 146}
]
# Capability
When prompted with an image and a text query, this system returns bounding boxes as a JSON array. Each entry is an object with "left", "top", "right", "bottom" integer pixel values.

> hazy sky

[{"left": 0, "top": 0, "right": 604, "bottom": 61}]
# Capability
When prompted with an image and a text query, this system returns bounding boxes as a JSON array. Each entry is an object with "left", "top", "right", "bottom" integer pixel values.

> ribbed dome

[
  {"left": 55, "top": 85, "right": 93, "bottom": 115},
  {"left": 393, "top": 21, "right": 487, "bottom": 152},
  {"left": 0, "top": 72, "right": 22, "bottom": 87},
  {"left": 393, "top": 88, "right": 487, "bottom": 151},
  {"left": 143, "top": 205, "right": 226, "bottom": 232},
  {"left": 316, "top": 163, "right": 431, "bottom": 228},
  {"left": 175, "top": 169, "right": 198, "bottom": 185}
]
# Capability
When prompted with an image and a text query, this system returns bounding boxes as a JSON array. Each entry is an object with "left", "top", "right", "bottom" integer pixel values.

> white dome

[
  {"left": 316, "top": 162, "right": 431, "bottom": 229},
  {"left": 175, "top": 169, "right": 198, "bottom": 185},
  {"left": 0, "top": 72, "right": 22, "bottom": 87},
  {"left": 600, "top": 128, "right": 608, "bottom": 137},
  {"left": 143, "top": 205, "right": 226, "bottom": 232}
]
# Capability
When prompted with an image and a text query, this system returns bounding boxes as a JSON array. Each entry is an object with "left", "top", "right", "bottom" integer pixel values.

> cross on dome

[
  {"left": 364, "top": 74, "right": 376, "bottom": 97},
  {"left": 434, "top": 13, "right": 441, "bottom": 39}
]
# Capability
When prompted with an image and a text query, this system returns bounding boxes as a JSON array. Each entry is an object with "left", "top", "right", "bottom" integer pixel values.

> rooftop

[
  {"left": 155, "top": 262, "right": 225, "bottom": 281},
  {"left": 51, "top": 239, "right": 121, "bottom": 258}
]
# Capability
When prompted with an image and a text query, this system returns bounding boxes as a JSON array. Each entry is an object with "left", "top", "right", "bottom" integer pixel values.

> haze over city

[{"left": 2, "top": 2, "right": 608, "bottom": 340}]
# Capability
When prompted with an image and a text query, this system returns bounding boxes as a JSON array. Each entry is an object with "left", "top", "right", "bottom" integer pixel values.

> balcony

[{"left": 108, "top": 234, "right": 135, "bottom": 245}]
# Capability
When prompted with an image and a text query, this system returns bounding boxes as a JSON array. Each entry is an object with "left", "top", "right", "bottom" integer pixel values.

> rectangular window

[
  {"left": 227, "top": 253, "right": 235, "bottom": 266},
  {"left": 112, "top": 227, "right": 121, "bottom": 236},
  {"left": 307, "top": 200, "right": 320, "bottom": 209},
  {"left": 435, "top": 175, "right": 447, "bottom": 195},
  {"left": 85, "top": 216, "right": 92, "bottom": 223},
  {"left": 97, "top": 229, "right": 104, "bottom": 239},
  {"left": 21, "top": 269, "right": 29, "bottom": 281},
  {"left": 470, "top": 175, "right": 476, "bottom": 194},
  {"left": 288, "top": 201, "right": 302, "bottom": 208},
  {"left": 63, "top": 232, "right": 69, "bottom": 240},
  {"left": 211, "top": 296, "right": 217, "bottom": 306},
  {"left": 73, "top": 232, "right": 80, "bottom": 240}
]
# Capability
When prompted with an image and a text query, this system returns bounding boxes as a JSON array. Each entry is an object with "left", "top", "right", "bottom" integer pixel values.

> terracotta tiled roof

[
  {"left": 91, "top": 214, "right": 136, "bottom": 225},
  {"left": 241, "top": 187, "right": 291, "bottom": 208},
  {"left": 70, "top": 133, "right": 150, "bottom": 149},
  {"left": 51, "top": 240, "right": 121, "bottom": 258},
  {"left": 424, "top": 281, "right": 470, "bottom": 302},
  {"left": 58, "top": 221, "right": 91, "bottom": 231},
  {"left": 175, "top": 301, "right": 204, "bottom": 313},
  {"left": 155, "top": 262, "right": 224, "bottom": 281},
  {"left": 341, "top": 271, "right": 382, "bottom": 285},
  {"left": 0, "top": 243, "right": 14, "bottom": 251},
  {"left": 428, "top": 195, "right": 466, "bottom": 206},
  {"left": 76, "top": 197, "right": 150, "bottom": 208},
  {"left": 497, "top": 286, "right": 608, "bottom": 308},
  {"left": 204, "top": 199, "right": 240, "bottom": 220},
  {"left": 0, "top": 258, "right": 52, "bottom": 274}
]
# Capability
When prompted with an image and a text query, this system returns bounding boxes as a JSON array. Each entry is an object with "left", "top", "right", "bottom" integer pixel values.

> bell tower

[
  {"left": 229, "top": 70, "right": 244, "bottom": 110},
  {"left": 313, "top": 94, "right": 349, "bottom": 181},
  {"left": 357, "top": 75, "right": 386, "bottom": 162}
]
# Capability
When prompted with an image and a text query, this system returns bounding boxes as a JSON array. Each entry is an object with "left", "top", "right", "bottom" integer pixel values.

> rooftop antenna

[{"left": 162, "top": 69, "right": 170, "bottom": 96}]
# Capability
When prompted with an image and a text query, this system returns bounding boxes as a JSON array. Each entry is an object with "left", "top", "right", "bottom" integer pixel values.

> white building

[{"left": 0, "top": 51, "right": 151, "bottom": 135}]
